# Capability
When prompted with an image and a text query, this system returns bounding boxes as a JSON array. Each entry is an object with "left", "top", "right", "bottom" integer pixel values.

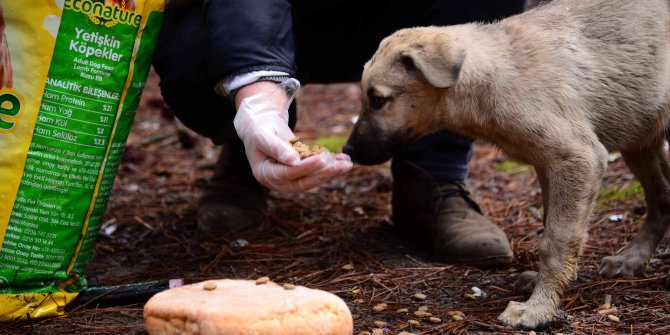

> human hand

[{"left": 233, "top": 79, "right": 352, "bottom": 192}]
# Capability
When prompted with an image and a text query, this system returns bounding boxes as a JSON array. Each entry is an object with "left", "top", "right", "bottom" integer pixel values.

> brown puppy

[{"left": 344, "top": 0, "right": 670, "bottom": 329}]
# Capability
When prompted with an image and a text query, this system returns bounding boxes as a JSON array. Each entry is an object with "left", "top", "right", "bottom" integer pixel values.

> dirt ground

[{"left": 2, "top": 70, "right": 670, "bottom": 335}]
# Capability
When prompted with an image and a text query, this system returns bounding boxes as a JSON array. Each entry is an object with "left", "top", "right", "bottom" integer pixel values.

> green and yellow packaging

[{"left": 0, "top": 0, "right": 165, "bottom": 321}]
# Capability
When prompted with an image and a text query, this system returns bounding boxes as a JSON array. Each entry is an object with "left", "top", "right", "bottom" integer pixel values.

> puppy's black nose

[{"left": 342, "top": 144, "right": 355, "bottom": 157}]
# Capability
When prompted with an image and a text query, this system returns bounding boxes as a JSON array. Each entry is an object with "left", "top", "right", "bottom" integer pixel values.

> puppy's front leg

[{"left": 498, "top": 141, "right": 607, "bottom": 329}]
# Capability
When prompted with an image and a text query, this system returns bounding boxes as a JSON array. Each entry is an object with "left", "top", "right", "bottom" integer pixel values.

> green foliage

[
  {"left": 597, "top": 182, "right": 643, "bottom": 205},
  {"left": 312, "top": 135, "right": 349, "bottom": 153},
  {"left": 494, "top": 160, "right": 530, "bottom": 173}
]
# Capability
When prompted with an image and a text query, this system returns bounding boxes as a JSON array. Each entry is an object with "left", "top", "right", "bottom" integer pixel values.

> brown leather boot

[
  {"left": 392, "top": 161, "right": 513, "bottom": 266},
  {"left": 197, "top": 142, "right": 269, "bottom": 234}
]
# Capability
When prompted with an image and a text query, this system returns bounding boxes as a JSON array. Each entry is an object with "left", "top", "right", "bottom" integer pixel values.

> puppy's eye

[{"left": 369, "top": 95, "right": 388, "bottom": 110}]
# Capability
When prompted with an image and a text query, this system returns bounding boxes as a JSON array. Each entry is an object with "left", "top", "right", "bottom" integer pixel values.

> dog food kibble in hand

[
  {"left": 203, "top": 281, "right": 217, "bottom": 291},
  {"left": 290, "top": 137, "right": 331, "bottom": 159}
]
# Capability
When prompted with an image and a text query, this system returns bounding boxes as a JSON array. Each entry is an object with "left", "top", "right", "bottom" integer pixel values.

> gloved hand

[{"left": 233, "top": 78, "right": 353, "bottom": 192}]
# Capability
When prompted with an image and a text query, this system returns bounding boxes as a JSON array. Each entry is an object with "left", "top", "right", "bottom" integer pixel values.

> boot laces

[{"left": 437, "top": 182, "right": 483, "bottom": 214}]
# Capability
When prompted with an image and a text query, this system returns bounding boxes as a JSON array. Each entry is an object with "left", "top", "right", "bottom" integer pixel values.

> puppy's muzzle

[{"left": 344, "top": 117, "right": 397, "bottom": 165}]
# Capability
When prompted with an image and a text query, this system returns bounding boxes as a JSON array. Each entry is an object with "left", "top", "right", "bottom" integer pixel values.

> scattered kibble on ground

[
  {"left": 464, "top": 293, "right": 477, "bottom": 300},
  {"left": 373, "top": 303, "right": 388, "bottom": 312},
  {"left": 412, "top": 293, "right": 427, "bottom": 301},
  {"left": 373, "top": 321, "right": 387, "bottom": 328}
]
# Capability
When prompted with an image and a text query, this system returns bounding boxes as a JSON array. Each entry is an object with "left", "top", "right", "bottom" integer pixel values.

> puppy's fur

[{"left": 344, "top": 0, "right": 670, "bottom": 329}]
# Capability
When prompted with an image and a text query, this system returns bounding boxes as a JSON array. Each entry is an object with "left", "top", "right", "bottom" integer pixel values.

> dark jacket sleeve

[{"left": 203, "top": 0, "right": 297, "bottom": 85}]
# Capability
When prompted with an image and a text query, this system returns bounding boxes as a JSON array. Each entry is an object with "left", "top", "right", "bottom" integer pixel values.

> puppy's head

[{"left": 343, "top": 27, "right": 465, "bottom": 165}]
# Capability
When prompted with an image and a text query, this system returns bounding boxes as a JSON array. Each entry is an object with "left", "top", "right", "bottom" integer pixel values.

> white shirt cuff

[{"left": 215, "top": 70, "right": 291, "bottom": 97}]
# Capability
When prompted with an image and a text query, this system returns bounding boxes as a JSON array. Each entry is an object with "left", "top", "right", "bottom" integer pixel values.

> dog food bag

[{"left": 0, "top": 0, "right": 165, "bottom": 321}]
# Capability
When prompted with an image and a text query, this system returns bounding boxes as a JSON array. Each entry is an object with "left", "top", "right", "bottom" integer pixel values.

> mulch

[{"left": 2, "top": 71, "right": 669, "bottom": 335}]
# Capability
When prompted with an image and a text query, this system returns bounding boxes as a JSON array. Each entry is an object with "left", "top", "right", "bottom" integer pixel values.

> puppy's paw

[
  {"left": 513, "top": 271, "right": 538, "bottom": 294},
  {"left": 498, "top": 301, "right": 554, "bottom": 329},
  {"left": 599, "top": 254, "right": 648, "bottom": 278}
]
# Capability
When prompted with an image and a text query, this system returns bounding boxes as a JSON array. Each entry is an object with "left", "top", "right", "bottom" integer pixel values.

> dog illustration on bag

[{"left": 0, "top": 6, "right": 13, "bottom": 89}]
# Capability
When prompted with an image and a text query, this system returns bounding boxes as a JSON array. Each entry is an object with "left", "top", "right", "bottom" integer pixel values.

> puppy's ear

[{"left": 399, "top": 44, "right": 464, "bottom": 88}]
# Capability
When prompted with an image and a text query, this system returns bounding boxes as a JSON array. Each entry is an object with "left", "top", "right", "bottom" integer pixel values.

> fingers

[
  {"left": 290, "top": 170, "right": 338, "bottom": 192},
  {"left": 256, "top": 152, "right": 353, "bottom": 192},
  {"left": 254, "top": 131, "right": 300, "bottom": 165},
  {"left": 268, "top": 152, "right": 334, "bottom": 182},
  {"left": 276, "top": 142, "right": 300, "bottom": 165},
  {"left": 279, "top": 159, "right": 353, "bottom": 192},
  {"left": 334, "top": 153, "right": 352, "bottom": 162},
  {"left": 289, "top": 159, "right": 353, "bottom": 192},
  {"left": 289, "top": 151, "right": 353, "bottom": 178}
]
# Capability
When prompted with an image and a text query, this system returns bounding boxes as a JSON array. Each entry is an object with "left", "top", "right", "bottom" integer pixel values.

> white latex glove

[{"left": 233, "top": 79, "right": 353, "bottom": 192}]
